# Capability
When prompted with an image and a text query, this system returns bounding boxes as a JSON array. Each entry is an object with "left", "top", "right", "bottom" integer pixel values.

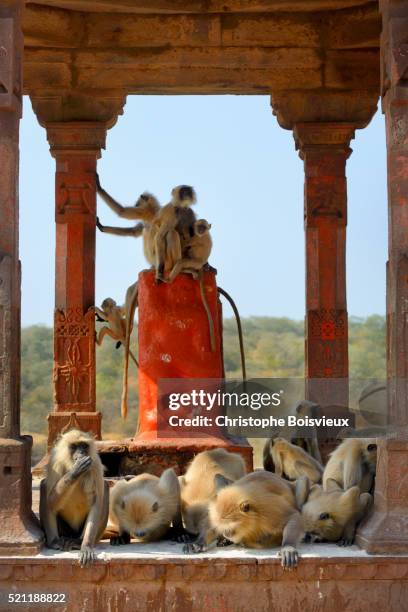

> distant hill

[{"left": 21, "top": 315, "right": 386, "bottom": 463}]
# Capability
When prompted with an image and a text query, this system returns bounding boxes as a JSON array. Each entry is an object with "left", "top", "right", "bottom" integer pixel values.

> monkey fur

[
  {"left": 263, "top": 437, "right": 323, "bottom": 484},
  {"left": 207, "top": 471, "right": 306, "bottom": 568},
  {"left": 167, "top": 219, "right": 212, "bottom": 283},
  {"left": 180, "top": 448, "right": 246, "bottom": 551},
  {"left": 121, "top": 281, "right": 139, "bottom": 421},
  {"left": 301, "top": 479, "right": 372, "bottom": 546},
  {"left": 39, "top": 429, "right": 109, "bottom": 566},
  {"left": 96, "top": 174, "right": 161, "bottom": 266},
  {"left": 107, "top": 469, "right": 183, "bottom": 544},
  {"left": 95, "top": 297, "right": 138, "bottom": 368},
  {"left": 153, "top": 185, "right": 197, "bottom": 283},
  {"left": 323, "top": 438, "right": 377, "bottom": 493}
]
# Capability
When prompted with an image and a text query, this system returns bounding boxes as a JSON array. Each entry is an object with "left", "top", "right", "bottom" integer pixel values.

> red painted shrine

[{"left": 1, "top": 0, "right": 408, "bottom": 609}]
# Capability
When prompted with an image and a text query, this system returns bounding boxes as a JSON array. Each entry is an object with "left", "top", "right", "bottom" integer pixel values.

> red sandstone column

[
  {"left": 294, "top": 124, "right": 355, "bottom": 409},
  {"left": 0, "top": 1, "right": 43, "bottom": 553},
  {"left": 44, "top": 123, "right": 107, "bottom": 449},
  {"left": 357, "top": 0, "right": 408, "bottom": 552}
]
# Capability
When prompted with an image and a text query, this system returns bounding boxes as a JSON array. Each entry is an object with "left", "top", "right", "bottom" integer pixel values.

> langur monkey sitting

[
  {"left": 323, "top": 438, "right": 377, "bottom": 493},
  {"left": 167, "top": 219, "right": 212, "bottom": 283},
  {"left": 39, "top": 429, "right": 109, "bottom": 566},
  {"left": 180, "top": 448, "right": 246, "bottom": 551},
  {"left": 107, "top": 469, "right": 183, "bottom": 544},
  {"left": 263, "top": 437, "right": 323, "bottom": 484},
  {"left": 154, "top": 185, "right": 197, "bottom": 283},
  {"left": 96, "top": 174, "right": 161, "bottom": 266},
  {"left": 95, "top": 297, "right": 138, "bottom": 367},
  {"left": 302, "top": 479, "right": 372, "bottom": 546},
  {"left": 205, "top": 471, "right": 307, "bottom": 568}
]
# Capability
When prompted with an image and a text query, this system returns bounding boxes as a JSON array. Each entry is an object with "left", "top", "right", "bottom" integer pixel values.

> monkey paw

[
  {"left": 58, "top": 537, "right": 82, "bottom": 551},
  {"left": 48, "top": 537, "right": 65, "bottom": 551},
  {"left": 278, "top": 546, "right": 299, "bottom": 570},
  {"left": 337, "top": 537, "right": 354, "bottom": 547},
  {"left": 79, "top": 546, "right": 96, "bottom": 567},
  {"left": 167, "top": 526, "right": 194, "bottom": 543},
  {"left": 110, "top": 533, "right": 131, "bottom": 546},
  {"left": 216, "top": 536, "right": 233, "bottom": 548},
  {"left": 182, "top": 540, "right": 206, "bottom": 554},
  {"left": 71, "top": 456, "right": 92, "bottom": 478}
]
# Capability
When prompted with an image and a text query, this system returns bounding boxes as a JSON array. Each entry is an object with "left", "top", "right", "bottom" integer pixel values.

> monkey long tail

[
  {"left": 217, "top": 286, "right": 246, "bottom": 382},
  {"left": 199, "top": 276, "right": 216, "bottom": 352},
  {"left": 121, "top": 284, "right": 139, "bottom": 420},
  {"left": 129, "top": 348, "right": 139, "bottom": 368}
]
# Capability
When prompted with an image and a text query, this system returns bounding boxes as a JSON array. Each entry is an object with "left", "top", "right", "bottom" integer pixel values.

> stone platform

[{"left": 0, "top": 542, "right": 407, "bottom": 612}]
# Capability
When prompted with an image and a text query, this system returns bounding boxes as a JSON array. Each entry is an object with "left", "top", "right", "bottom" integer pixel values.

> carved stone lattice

[{"left": 53, "top": 307, "right": 95, "bottom": 412}]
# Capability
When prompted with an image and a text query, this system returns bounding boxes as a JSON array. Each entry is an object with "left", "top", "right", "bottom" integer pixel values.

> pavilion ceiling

[{"left": 23, "top": 0, "right": 380, "bottom": 126}]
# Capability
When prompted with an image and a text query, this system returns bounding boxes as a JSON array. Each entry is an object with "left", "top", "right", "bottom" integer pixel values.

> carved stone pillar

[
  {"left": 357, "top": 0, "right": 408, "bottom": 553},
  {"left": 0, "top": 1, "right": 43, "bottom": 554},
  {"left": 45, "top": 123, "right": 107, "bottom": 448},
  {"left": 294, "top": 123, "right": 355, "bottom": 410}
]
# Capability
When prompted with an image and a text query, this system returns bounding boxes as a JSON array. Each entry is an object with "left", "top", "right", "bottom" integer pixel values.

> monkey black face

[
  {"left": 179, "top": 185, "right": 194, "bottom": 201},
  {"left": 70, "top": 442, "right": 90, "bottom": 462},
  {"left": 367, "top": 443, "right": 377, "bottom": 452},
  {"left": 135, "top": 193, "right": 149, "bottom": 207}
]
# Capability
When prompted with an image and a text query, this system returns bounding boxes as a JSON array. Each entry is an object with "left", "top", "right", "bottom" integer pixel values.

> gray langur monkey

[
  {"left": 96, "top": 174, "right": 161, "bottom": 266},
  {"left": 95, "top": 297, "right": 138, "bottom": 367},
  {"left": 39, "top": 429, "right": 109, "bottom": 567},
  {"left": 153, "top": 185, "right": 197, "bottom": 283}
]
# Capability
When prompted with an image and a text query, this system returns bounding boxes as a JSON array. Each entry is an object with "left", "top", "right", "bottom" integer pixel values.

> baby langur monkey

[
  {"left": 323, "top": 438, "right": 377, "bottom": 493},
  {"left": 207, "top": 471, "right": 308, "bottom": 569},
  {"left": 96, "top": 173, "right": 161, "bottom": 266},
  {"left": 263, "top": 437, "right": 323, "bottom": 484},
  {"left": 40, "top": 429, "right": 109, "bottom": 567},
  {"left": 180, "top": 448, "right": 246, "bottom": 553},
  {"left": 301, "top": 479, "right": 372, "bottom": 546},
  {"left": 107, "top": 469, "right": 183, "bottom": 544},
  {"left": 167, "top": 219, "right": 212, "bottom": 283},
  {"left": 154, "top": 185, "right": 197, "bottom": 283},
  {"left": 95, "top": 297, "right": 138, "bottom": 367}
]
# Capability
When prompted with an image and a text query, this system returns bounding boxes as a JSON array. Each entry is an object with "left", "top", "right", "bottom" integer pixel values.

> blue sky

[{"left": 20, "top": 95, "right": 387, "bottom": 326}]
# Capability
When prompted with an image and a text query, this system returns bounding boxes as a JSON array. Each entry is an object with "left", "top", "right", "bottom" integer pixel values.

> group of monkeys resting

[{"left": 39, "top": 426, "right": 376, "bottom": 569}]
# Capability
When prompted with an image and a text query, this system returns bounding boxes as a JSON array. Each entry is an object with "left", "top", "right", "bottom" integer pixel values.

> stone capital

[
  {"left": 271, "top": 91, "right": 378, "bottom": 132},
  {"left": 30, "top": 90, "right": 126, "bottom": 128},
  {"left": 45, "top": 122, "right": 108, "bottom": 158},
  {"left": 294, "top": 122, "right": 356, "bottom": 160}
]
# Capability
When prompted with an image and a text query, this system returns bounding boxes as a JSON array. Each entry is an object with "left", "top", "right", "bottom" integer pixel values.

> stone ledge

[{"left": 1, "top": 543, "right": 407, "bottom": 611}]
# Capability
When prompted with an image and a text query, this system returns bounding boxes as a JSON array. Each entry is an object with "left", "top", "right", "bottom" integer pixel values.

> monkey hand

[
  {"left": 79, "top": 545, "right": 96, "bottom": 567},
  {"left": 278, "top": 545, "right": 299, "bottom": 570},
  {"left": 48, "top": 537, "right": 66, "bottom": 551},
  {"left": 70, "top": 455, "right": 92, "bottom": 480},
  {"left": 216, "top": 536, "right": 233, "bottom": 547},
  {"left": 110, "top": 532, "right": 131, "bottom": 546},
  {"left": 182, "top": 537, "right": 207, "bottom": 554},
  {"left": 337, "top": 536, "right": 354, "bottom": 547},
  {"left": 167, "top": 525, "right": 194, "bottom": 544}
]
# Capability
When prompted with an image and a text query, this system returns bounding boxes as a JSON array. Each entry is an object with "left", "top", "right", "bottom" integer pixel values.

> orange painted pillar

[
  {"left": 137, "top": 270, "right": 223, "bottom": 437},
  {"left": 44, "top": 123, "right": 107, "bottom": 448},
  {"left": 294, "top": 123, "right": 355, "bottom": 409}
]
